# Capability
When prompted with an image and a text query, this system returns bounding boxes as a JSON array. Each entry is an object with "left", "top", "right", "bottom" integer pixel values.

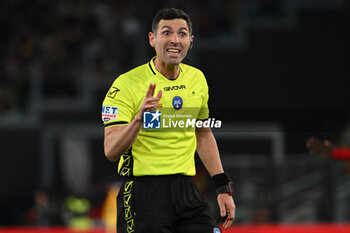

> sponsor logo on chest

[{"left": 163, "top": 85, "right": 186, "bottom": 91}]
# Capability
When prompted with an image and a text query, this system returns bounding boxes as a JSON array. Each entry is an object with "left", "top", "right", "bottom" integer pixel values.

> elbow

[{"left": 104, "top": 147, "right": 121, "bottom": 162}]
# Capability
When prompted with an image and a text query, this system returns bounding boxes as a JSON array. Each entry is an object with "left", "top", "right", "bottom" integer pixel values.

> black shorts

[{"left": 117, "top": 174, "right": 221, "bottom": 233}]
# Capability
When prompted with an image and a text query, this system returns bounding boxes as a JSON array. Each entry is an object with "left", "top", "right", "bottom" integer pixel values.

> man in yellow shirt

[{"left": 102, "top": 8, "right": 235, "bottom": 233}]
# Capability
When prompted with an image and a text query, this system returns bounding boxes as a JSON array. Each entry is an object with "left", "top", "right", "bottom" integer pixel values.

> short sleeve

[
  {"left": 197, "top": 73, "right": 209, "bottom": 120},
  {"left": 102, "top": 76, "right": 134, "bottom": 128}
]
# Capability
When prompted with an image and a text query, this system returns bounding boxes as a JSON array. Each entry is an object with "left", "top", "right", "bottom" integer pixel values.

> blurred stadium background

[{"left": 0, "top": 0, "right": 349, "bottom": 232}]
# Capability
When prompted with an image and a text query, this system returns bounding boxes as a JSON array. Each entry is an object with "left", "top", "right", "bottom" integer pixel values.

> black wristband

[
  {"left": 216, "top": 182, "right": 234, "bottom": 196},
  {"left": 212, "top": 173, "right": 230, "bottom": 189},
  {"left": 212, "top": 173, "right": 234, "bottom": 196}
]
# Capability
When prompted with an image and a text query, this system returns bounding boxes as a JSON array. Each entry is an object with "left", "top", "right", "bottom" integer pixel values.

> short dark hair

[{"left": 152, "top": 8, "right": 193, "bottom": 35}]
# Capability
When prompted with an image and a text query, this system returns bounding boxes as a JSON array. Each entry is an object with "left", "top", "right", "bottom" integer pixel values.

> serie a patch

[
  {"left": 102, "top": 105, "right": 118, "bottom": 122},
  {"left": 172, "top": 96, "right": 183, "bottom": 110}
]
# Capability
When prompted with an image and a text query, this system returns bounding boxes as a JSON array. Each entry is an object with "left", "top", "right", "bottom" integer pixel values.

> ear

[
  {"left": 190, "top": 35, "right": 194, "bottom": 48},
  {"left": 149, "top": 32, "right": 155, "bottom": 48}
]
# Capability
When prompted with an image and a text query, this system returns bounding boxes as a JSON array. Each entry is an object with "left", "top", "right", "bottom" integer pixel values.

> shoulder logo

[
  {"left": 107, "top": 86, "right": 120, "bottom": 98},
  {"left": 172, "top": 96, "right": 183, "bottom": 110},
  {"left": 102, "top": 105, "right": 118, "bottom": 122},
  {"left": 214, "top": 227, "right": 221, "bottom": 233}
]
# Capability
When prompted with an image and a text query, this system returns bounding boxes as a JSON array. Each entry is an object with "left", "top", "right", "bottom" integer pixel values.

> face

[{"left": 149, "top": 19, "right": 193, "bottom": 65}]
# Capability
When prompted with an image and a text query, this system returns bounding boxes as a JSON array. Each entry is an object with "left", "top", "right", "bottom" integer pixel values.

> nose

[{"left": 170, "top": 34, "right": 180, "bottom": 44}]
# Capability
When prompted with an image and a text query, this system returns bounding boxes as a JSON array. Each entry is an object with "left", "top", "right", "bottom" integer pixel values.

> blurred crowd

[
  {"left": 0, "top": 0, "right": 285, "bottom": 118},
  {"left": 20, "top": 186, "right": 117, "bottom": 230},
  {"left": 0, "top": 0, "right": 143, "bottom": 116},
  {"left": 0, "top": 0, "right": 229, "bottom": 115}
]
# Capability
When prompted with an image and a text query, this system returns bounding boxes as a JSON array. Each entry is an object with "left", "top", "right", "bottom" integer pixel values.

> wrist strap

[
  {"left": 211, "top": 173, "right": 234, "bottom": 196},
  {"left": 216, "top": 182, "right": 234, "bottom": 196}
]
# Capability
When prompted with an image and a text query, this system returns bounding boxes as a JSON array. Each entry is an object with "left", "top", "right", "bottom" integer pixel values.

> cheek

[
  {"left": 154, "top": 44, "right": 164, "bottom": 56},
  {"left": 154, "top": 40, "right": 163, "bottom": 49},
  {"left": 182, "top": 40, "right": 191, "bottom": 49},
  {"left": 182, "top": 44, "right": 190, "bottom": 53},
  {"left": 155, "top": 44, "right": 163, "bottom": 52}
]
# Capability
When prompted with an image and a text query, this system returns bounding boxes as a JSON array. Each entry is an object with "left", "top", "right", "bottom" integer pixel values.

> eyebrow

[{"left": 161, "top": 26, "right": 188, "bottom": 32}]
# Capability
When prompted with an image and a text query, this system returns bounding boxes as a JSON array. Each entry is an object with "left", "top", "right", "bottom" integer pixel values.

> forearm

[
  {"left": 104, "top": 117, "right": 142, "bottom": 161},
  {"left": 196, "top": 128, "right": 224, "bottom": 176},
  {"left": 197, "top": 128, "right": 236, "bottom": 228}
]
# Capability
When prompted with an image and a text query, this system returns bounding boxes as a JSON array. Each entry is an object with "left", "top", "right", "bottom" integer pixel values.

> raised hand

[{"left": 135, "top": 83, "right": 162, "bottom": 121}]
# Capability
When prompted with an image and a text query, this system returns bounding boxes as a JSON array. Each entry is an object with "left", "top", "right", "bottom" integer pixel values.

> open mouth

[{"left": 166, "top": 48, "right": 180, "bottom": 54}]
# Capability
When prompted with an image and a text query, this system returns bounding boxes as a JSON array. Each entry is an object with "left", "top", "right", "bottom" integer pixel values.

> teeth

[{"left": 167, "top": 49, "right": 180, "bottom": 53}]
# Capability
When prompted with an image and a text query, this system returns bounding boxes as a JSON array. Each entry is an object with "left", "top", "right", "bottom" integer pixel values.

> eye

[
  {"left": 179, "top": 32, "right": 187, "bottom": 37},
  {"left": 162, "top": 31, "right": 169, "bottom": 36}
]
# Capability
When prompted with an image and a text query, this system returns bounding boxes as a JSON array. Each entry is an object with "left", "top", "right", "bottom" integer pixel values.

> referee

[{"left": 102, "top": 8, "right": 235, "bottom": 233}]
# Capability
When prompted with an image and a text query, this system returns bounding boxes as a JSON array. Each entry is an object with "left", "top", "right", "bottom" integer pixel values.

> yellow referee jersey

[{"left": 102, "top": 57, "right": 209, "bottom": 176}]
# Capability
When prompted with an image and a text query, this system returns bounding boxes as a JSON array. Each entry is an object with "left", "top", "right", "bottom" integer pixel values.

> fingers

[
  {"left": 137, "top": 83, "right": 161, "bottom": 120},
  {"left": 146, "top": 83, "right": 162, "bottom": 100},
  {"left": 225, "top": 201, "right": 236, "bottom": 229},
  {"left": 142, "top": 84, "right": 162, "bottom": 112},
  {"left": 218, "top": 199, "right": 226, "bottom": 217},
  {"left": 221, "top": 203, "right": 235, "bottom": 229},
  {"left": 145, "top": 83, "right": 152, "bottom": 97},
  {"left": 218, "top": 194, "right": 236, "bottom": 229},
  {"left": 223, "top": 214, "right": 234, "bottom": 229},
  {"left": 156, "top": 90, "right": 163, "bottom": 100},
  {"left": 146, "top": 83, "right": 156, "bottom": 97}
]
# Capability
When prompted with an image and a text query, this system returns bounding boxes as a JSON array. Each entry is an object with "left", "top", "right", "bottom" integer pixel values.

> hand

[
  {"left": 306, "top": 137, "right": 334, "bottom": 157},
  {"left": 135, "top": 83, "right": 162, "bottom": 121},
  {"left": 217, "top": 194, "right": 236, "bottom": 229}
]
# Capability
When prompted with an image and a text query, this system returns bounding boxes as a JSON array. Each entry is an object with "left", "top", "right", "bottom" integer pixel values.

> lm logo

[{"left": 143, "top": 110, "right": 161, "bottom": 129}]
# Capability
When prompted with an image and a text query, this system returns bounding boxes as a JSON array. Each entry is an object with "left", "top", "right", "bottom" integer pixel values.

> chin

[{"left": 166, "top": 57, "right": 184, "bottom": 65}]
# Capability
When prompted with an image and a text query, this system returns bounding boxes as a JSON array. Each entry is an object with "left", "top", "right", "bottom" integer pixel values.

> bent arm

[
  {"left": 104, "top": 83, "right": 162, "bottom": 162},
  {"left": 104, "top": 116, "right": 142, "bottom": 162}
]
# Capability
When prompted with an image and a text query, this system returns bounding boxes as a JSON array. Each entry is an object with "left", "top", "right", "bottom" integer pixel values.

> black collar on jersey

[
  {"left": 148, "top": 62, "right": 156, "bottom": 75},
  {"left": 148, "top": 59, "right": 183, "bottom": 78}
]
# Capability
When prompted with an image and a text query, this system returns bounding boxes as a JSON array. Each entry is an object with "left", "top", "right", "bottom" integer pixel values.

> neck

[{"left": 154, "top": 57, "right": 180, "bottom": 80}]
